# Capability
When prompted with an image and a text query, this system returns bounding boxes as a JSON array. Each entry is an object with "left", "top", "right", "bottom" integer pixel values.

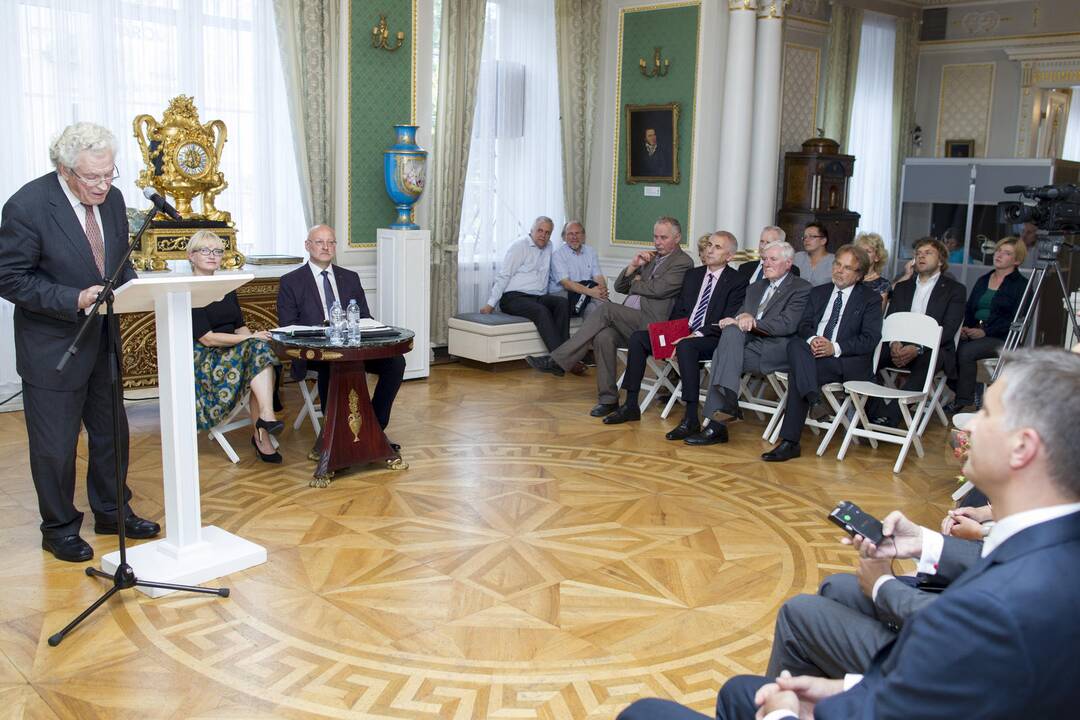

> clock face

[{"left": 176, "top": 142, "right": 210, "bottom": 177}]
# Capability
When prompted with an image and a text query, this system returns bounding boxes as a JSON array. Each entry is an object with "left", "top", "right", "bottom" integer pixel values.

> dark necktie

[
  {"left": 82, "top": 203, "right": 105, "bottom": 277},
  {"left": 822, "top": 290, "right": 844, "bottom": 340},
  {"left": 690, "top": 272, "right": 715, "bottom": 331},
  {"left": 321, "top": 270, "right": 336, "bottom": 318}
]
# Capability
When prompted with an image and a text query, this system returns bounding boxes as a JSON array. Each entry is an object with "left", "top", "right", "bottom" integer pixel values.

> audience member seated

[
  {"left": 946, "top": 236, "right": 1027, "bottom": 414},
  {"left": 526, "top": 216, "right": 693, "bottom": 417},
  {"left": 762, "top": 245, "right": 882, "bottom": 462},
  {"left": 481, "top": 216, "right": 571, "bottom": 364},
  {"left": 618, "top": 348, "right": 1080, "bottom": 720},
  {"left": 737, "top": 226, "right": 801, "bottom": 283},
  {"left": 792, "top": 222, "right": 835, "bottom": 287},
  {"left": 602, "top": 230, "right": 747, "bottom": 426},
  {"left": 683, "top": 241, "right": 811, "bottom": 446},
  {"left": 548, "top": 220, "right": 608, "bottom": 319},
  {"left": 187, "top": 231, "right": 283, "bottom": 463},
  {"left": 943, "top": 227, "right": 965, "bottom": 265},
  {"left": 277, "top": 224, "right": 405, "bottom": 441},
  {"left": 853, "top": 231, "right": 890, "bottom": 307},
  {"left": 869, "top": 236, "right": 965, "bottom": 426}
]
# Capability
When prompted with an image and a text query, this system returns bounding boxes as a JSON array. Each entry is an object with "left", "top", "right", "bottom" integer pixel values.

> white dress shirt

[
  {"left": 911, "top": 271, "right": 940, "bottom": 316},
  {"left": 807, "top": 284, "right": 854, "bottom": 357},
  {"left": 308, "top": 261, "right": 337, "bottom": 322}
]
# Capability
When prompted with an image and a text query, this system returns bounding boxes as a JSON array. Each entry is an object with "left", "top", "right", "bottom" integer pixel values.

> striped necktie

[
  {"left": 82, "top": 203, "right": 106, "bottom": 277},
  {"left": 690, "top": 272, "right": 715, "bottom": 331}
]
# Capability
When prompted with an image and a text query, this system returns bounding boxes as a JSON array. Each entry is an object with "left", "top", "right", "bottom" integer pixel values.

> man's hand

[
  {"left": 629, "top": 250, "right": 655, "bottom": 270},
  {"left": 845, "top": 510, "right": 925, "bottom": 560},
  {"left": 856, "top": 556, "right": 894, "bottom": 597},
  {"left": 592, "top": 285, "right": 609, "bottom": 301},
  {"left": 718, "top": 317, "right": 737, "bottom": 329},
  {"left": 966, "top": 327, "right": 986, "bottom": 340},
  {"left": 735, "top": 313, "right": 756, "bottom": 333},
  {"left": 756, "top": 689, "right": 800, "bottom": 719},
  {"left": 889, "top": 341, "right": 919, "bottom": 368},
  {"left": 810, "top": 336, "right": 836, "bottom": 358},
  {"left": 78, "top": 285, "right": 104, "bottom": 310},
  {"left": 755, "top": 671, "right": 844, "bottom": 720},
  {"left": 942, "top": 505, "right": 992, "bottom": 539},
  {"left": 479, "top": 304, "right": 494, "bottom": 314}
]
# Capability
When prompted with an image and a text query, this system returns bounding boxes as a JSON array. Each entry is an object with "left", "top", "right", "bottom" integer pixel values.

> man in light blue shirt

[
  {"left": 480, "top": 216, "right": 570, "bottom": 354},
  {"left": 548, "top": 221, "right": 608, "bottom": 318}
]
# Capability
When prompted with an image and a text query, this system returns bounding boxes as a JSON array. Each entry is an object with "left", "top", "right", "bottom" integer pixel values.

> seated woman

[
  {"left": 854, "top": 231, "right": 891, "bottom": 308},
  {"left": 947, "top": 236, "right": 1027, "bottom": 413},
  {"left": 188, "top": 230, "right": 284, "bottom": 463}
]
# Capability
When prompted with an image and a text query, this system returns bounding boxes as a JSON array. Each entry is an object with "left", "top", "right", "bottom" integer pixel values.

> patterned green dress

[{"left": 192, "top": 290, "right": 277, "bottom": 431}]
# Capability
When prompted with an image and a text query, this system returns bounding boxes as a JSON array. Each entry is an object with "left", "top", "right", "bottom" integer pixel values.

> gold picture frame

[
  {"left": 944, "top": 139, "right": 975, "bottom": 158},
  {"left": 626, "top": 102, "right": 680, "bottom": 184}
]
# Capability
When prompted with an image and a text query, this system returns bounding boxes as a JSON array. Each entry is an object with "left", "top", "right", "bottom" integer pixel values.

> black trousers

[
  {"left": 23, "top": 328, "right": 132, "bottom": 539},
  {"left": 870, "top": 349, "right": 940, "bottom": 424},
  {"left": 779, "top": 339, "right": 847, "bottom": 443},
  {"left": 673, "top": 335, "right": 721, "bottom": 402},
  {"left": 500, "top": 291, "right": 570, "bottom": 353},
  {"left": 310, "top": 356, "right": 406, "bottom": 430},
  {"left": 953, "top": 336, "right": 1002, "bottom": 406}
]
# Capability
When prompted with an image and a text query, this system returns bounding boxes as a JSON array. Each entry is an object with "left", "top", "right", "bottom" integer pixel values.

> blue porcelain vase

[{"left": 382, "top": 124, "right": 428, "bottom": 230}]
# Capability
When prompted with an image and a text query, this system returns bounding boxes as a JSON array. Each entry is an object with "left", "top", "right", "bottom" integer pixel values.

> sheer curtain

[
  {"left": 456, "top": 0, "right": 565, "bottom": 313},
  {"left": 1063, "top": 88, "right": 1080, "bottom": 162},
  {"left": 846, "top": 11, "right": 896, "bottom": 241},
  {"left": 0, "top": 0, "right": 306, "bottom": 406}
]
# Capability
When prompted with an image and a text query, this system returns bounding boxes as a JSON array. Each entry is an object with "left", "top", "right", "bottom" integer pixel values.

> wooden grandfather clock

[{"left": 778, "top": 137, "right": 860, "bottom": 252}]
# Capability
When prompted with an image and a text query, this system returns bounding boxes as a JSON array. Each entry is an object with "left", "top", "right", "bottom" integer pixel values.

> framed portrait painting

[
  {"left": 626, "top": 102, "right": 680, "bottom": 184},
  {"left": 944, "top": 139, "right": 974, "bottom": 158}
]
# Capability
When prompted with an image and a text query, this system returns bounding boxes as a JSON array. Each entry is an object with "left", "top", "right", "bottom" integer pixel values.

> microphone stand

[{"left": 49, "top": 199, "right": 228, "bottom": 647}]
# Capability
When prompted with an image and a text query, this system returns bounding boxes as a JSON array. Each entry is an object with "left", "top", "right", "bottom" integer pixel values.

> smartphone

[{"left": 828, "top": 501, "right": 885, "bottom": 545}]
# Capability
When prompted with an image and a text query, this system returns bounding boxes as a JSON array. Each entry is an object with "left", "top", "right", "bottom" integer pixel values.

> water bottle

[
  {"left": 346, "top": 299, "right": 362, "bottom": 344},
  {"left": 329, "top": 299, "right": 345, "bottom": 345}
]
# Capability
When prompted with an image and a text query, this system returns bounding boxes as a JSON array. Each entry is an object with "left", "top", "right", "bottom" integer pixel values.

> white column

[
  {"left": 715, "top": 0, "right": 758, "bottom": 246},
  {"left": 745, "top": 2, "right": 785, "bottom": 251}
]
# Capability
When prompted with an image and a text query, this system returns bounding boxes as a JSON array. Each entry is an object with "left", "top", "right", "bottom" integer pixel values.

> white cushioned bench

[{"left": 448, "top": 312, "right": 584, "bottom": 364}]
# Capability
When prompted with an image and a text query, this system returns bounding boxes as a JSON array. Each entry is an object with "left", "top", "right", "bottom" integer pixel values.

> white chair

[
  {"left": 737, "top": 372, "right": 787, "bottom": 441},
  {"left": 615, "top": 348, "right": 679, "bottom": 412},
  {"left": 660, "top": 359, "right": 709, "bottom": 419},
  {"left": 293, "top": 370, "right": 323, "bottom": 434},
  {"left": 769, "top": 373, "right": 857, "bottom": 454},
  {"left": 207, "top": 391, "right": 279, "bottom": 464},
  {"left": 838, "top": 312, "right": 943, "bottom": 474},
  {"left": 880, "top": 324, "right": 960, "bottom": 434}
]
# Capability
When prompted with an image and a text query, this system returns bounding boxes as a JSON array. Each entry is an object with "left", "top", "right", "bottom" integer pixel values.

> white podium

[
  {"left": 376, "top": 228, "right": 431, "bottom": 380},
  {"left": 99, "top": 274, "right": 267, "bottom": 596}
]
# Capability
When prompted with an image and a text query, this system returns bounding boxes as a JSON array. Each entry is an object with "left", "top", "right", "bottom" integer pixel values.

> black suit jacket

[
  {"left": 797, "top": 282, "right": 883, "bottom": 380},
  {"left": 0, "top": 172, "right": 137, "bottom": 390},
  {"left": 963, "top": 269, "right": 1026, "bottom": 340},
  {"left": 667, "top": 265, "right": 748, "bottom": 336},
  {"left": 817, "top": 511, "right": 1080, "bottom": 719},
  {"left": 277, "top": 263, "right": 371, "bottom": 379},
  {"left": 887, "top": 273, "right": 966, "bottom": 373}
]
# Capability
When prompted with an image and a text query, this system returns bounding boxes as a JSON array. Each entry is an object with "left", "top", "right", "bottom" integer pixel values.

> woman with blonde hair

[
  {"left": 187, "top": 230, "right": 283, "bottom": 463},
  {"left": 853, "top": 232, "right": 891, "bottom": 305}
]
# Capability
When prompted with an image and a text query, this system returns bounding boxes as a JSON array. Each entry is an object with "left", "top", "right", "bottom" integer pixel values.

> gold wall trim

[{"left": 919, "top": 30, "right": 1080, "bottom": 47}]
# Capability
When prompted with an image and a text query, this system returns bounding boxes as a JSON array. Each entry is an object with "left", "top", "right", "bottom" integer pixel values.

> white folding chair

[
  {"left": 769, "top": 372, "right": 856, "bottom": 454},
  {"left": 207, "top": 391, "right": 279, "bottom": 464},
  {"left": 292, "top": 370, "right": 323, "bottom": 434},
  {"left": 738, "top": 372, "right": 787, "bottom": 441},
  {"left": 838, "top": 312, "right": 943, "bottom": 474},
  {"left": 615, "top": 348, "right": 678, "bottom": 412},
  {"left": 880, "top": 324, "right": 960, "bottom": 434}
]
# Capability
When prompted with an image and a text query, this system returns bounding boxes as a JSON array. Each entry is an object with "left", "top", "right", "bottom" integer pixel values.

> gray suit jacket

[
  {"left": 739, "top": 272, "right": 812, "bottom": 373},
  {"left": 613, "top": 247, "right": 693, "bottom": 326},
  {"left": 0, "top": 172, "right": 137, "bottom": 390}
]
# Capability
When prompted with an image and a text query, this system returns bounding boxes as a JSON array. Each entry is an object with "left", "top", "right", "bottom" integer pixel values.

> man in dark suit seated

[
  {"left": 602, "top": 230, "right": 747, "bottom": 425},
  {"left": 762, "top": 245, "right": 883, "bottom": 462},
  {"left": 736, "top": 226, "right": 801, "bottom": 284},
  {"left": 618, "top": 348, "right": 1080, "bottom": 720},
  {"left": 277, "top": 225, "right": 405, "bottom": 441},
  {"left": 0, "top": 122, "right": 159, "bottom": 562},
  {"left": 683, "top": 241, "right": 811, "bottom": 445},
  {"left": 870, "top": 236, "right": 965, "bottom": 426}
]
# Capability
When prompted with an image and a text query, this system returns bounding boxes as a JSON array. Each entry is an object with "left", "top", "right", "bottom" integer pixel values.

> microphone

[
  {"left": 142, "top": 187, "right": 183, "bottom": 221},
  {"left": 1003, "top": 185, "right": 1029, "bottom": 195}
]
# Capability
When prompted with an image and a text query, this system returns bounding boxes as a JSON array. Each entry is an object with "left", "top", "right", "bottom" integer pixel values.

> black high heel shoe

[
  {"left": 256, "top": 418, "right": 285, "bottom": 436},
  {"left": 251, "top": 435, "right": 282, "bottom": 464}
]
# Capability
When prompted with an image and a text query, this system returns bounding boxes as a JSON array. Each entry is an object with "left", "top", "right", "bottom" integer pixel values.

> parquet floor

[{"left": 0, "top": 362, "right": 958, "bottom": 719}]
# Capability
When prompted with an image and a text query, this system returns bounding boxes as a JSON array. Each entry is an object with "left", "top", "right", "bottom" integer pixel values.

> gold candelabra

[
  {"left": 639, "top": 47, "right": 670, "bottom": 78},
  {"left": 371, "top": 15, "right": 405, "bottom": 52}
]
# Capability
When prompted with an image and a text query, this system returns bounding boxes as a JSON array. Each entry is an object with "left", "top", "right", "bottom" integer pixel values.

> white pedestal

[{"left": 376, "top": 228, "right": 431, "bottom": 380}]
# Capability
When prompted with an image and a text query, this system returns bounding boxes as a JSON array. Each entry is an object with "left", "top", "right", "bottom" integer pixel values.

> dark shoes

[
  {"left": 603, "top": 404, "right": 641, "bottom": 424},
  {"left": 569, "top": 361, "right": 587, "bottom": 376},
  {"left": 762, "top": 440, "right": 802, "bottom": 462},
  {"left": 943, "top": 401, "right": 974, "bottom": 416},
  {"left": 93, "top": 514, "right": 161, "bottom": 539},
  {"left": 665, "top": 418, "right": 700, "bottom": 441},
  {"left": 685, "top": 422, "right": 729, "bottom": 446},
  {"left": 590, "top": 402, "right": 619, "bottom": 417},
  {"left": 526, "top": 355, "right": 565, "bottom": 377},
  {"left": 256, "top": 418, "right": 285, "bottom": 436},
  {"left": 42, "top": 534, "right": 93, "bottom": 562},
  {"left": 252, "top": 436, "right": 283, "bottom": 464}
]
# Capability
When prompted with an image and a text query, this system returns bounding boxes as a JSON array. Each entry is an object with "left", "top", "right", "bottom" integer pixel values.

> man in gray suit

[
  {"left": 527, "top": 216, "right": 693, "bottom": 417},
  {"left": 684, "top": 242, "right": 811, "bottom": 445},
  {"left": 0, "top": 122, "right": 159, "bottom": 562}
]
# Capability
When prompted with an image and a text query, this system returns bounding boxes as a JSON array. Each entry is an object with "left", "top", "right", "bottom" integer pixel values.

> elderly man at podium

[{"left": 0, "top": 122, "right": 160, "bottom": 563}]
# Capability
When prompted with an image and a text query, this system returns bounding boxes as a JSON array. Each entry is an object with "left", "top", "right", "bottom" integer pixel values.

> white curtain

[
  {"left": 846, "top": 11, "right": 897, "bottom": 242},
  {"left": 456, "top": 0, "right": 566, "bottom": 313},
  {"left": 1063, "top": 88, "right": 1080, "bottom": 161}
]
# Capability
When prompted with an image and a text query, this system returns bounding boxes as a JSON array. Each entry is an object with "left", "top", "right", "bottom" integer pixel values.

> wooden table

[{"left": 271, "top": 330, "right": 414, "bottom": 487}]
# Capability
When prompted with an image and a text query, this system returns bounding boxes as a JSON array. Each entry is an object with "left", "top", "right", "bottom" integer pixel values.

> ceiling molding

[
  {"left": 919, "top": 31, "right": 1080, "bottom": 55},
  {"left": 1004, "top": 43, "right": 1080, "bottom": 61}
]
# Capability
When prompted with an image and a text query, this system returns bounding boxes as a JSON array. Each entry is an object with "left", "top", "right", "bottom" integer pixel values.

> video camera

[{"left": 997, "top": 183, "right": 1080, "bottom": 233}]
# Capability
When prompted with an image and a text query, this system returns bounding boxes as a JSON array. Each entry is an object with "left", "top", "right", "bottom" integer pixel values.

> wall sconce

[
  {"left": 371, "top": 15, "right": 405, "bottom": 52},
  {"left": 639, "top": 47, "right": 670, "bottom": 78}
]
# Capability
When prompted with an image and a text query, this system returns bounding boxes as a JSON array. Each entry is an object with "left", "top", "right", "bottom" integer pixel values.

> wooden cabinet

[{"left": 778, "top": 137, "right": 860, "bottom": 252}]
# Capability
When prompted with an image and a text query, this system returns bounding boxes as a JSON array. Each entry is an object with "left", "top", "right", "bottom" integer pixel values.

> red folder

[{"left": 648, "top": 318, "right": 690, "bottom": 360}]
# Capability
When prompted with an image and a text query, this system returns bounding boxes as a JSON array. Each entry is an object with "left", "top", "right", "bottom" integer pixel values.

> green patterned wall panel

[
  {"left": 612, "top": 3, "right": 700, "bottom": 246},
  {"left": 348, "top": 0, "right": 416, "bottom": 247}
]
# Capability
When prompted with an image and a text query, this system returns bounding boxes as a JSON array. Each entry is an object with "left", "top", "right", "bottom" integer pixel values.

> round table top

[{"left": 270, "top": 327, "right": 414, "bottom": 362}]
